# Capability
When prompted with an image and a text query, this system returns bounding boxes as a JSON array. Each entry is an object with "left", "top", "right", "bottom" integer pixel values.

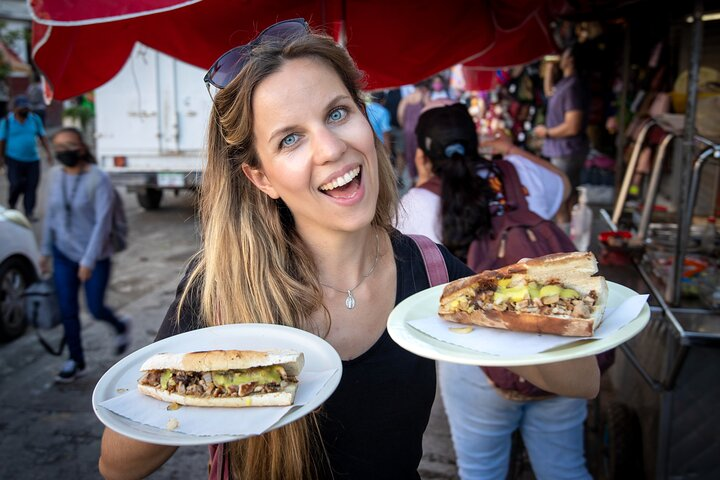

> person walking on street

[
  {"left": 533, "top": 44, "right": 589, "bottom": 227},
  {"left": 0, "top": 95, "right": 53, "bottom": 221},
  {"left": 398, "top": 80, "right": 431, "bottom": 183},
  {"left": 98, "top": 19, "right": 600, "bottom": 480},
  {"left": 26, "top": 75, "right": 48, "bottom": 125},
  {"left": 39, "top": 128, "right": 130, "bottom": 383}
]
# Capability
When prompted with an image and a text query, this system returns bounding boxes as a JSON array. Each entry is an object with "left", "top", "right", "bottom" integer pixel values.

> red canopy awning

[{"left": 30, "top": 0, "right": 563, "bottom": 99}]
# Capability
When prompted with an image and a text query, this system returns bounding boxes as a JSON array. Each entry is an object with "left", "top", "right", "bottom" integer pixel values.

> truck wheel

[
  {"left": 137, "top": 188, "right": 163, "bottom": 210},
  {"left": 0, "top": 258, "right": 34, "bottom": 342},
  {"left": 602, "top": 402, "right": 644, "bottom": 479}
]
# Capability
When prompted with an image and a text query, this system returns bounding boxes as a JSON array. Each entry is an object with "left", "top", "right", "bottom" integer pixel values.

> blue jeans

[
  {"left": 52, "top": 246, "right": 124, "bottom": 366},
  {"left": 438, "top": 362, "right": 591, "bottom": 480}
]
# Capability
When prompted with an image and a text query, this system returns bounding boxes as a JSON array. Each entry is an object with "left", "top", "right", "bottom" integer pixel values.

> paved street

[{"left": 0, "top": 175, "right": 458, "bottom": 479}]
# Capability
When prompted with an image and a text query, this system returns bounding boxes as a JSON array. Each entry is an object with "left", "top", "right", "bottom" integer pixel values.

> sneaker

[
  {"left": 55, "top": 359, "right": 86, "bottom": 383},
  {"left": 115, "top": 315, "right": 132, "bottom": 355}
]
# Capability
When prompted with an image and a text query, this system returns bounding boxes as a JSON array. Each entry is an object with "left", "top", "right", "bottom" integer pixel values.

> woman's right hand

[{"left": 39, "top": 256, "right": 51, "bottom": 275}]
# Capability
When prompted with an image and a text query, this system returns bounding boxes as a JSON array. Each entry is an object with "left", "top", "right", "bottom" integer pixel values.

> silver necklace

[{"left": 320, "top": 233, "right": 380, "bottom": 310}]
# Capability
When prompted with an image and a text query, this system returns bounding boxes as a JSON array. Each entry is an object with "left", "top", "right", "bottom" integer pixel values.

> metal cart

[{"left": 597, "top": 110, "right": 720, "bottom": 479}]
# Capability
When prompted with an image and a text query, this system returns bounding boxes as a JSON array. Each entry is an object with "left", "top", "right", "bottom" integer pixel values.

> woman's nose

[{"left": 311, "top": 126, "right": 347, "bottom": 164}]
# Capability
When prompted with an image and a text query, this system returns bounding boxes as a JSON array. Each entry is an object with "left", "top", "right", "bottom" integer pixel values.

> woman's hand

[
  {"left": 508, "top": 356, "right": 600, "bottom": 399},
  {"left": 480, "top": 130, "right": 514, "bottom": 156},
  {"left": 78, "top": 266, "right": 93, "bottom": 282},
  {"left": 533, "top": 125, "right": 548, "bottom": 139},
  {"left": 39, "top": 256, "right": 51, "bottom": 275}
]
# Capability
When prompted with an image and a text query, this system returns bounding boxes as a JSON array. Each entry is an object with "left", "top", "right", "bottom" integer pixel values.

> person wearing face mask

[
  {"left": 0, "top": 95, "right": 53, "bottom": 221},
  {"left": 429, "top": 74, "right": 450, "bottom": 101},
  {"left": 39, "top": 128, "right": 131, "bottom": 383}
]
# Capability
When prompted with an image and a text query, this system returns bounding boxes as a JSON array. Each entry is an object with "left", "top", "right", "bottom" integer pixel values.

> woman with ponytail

[
  {"left": 397, "top": 104, "right": 597, "bottom": 480},
  {"left": 99, "top": 20, "right": 598, "bottom": 480}
]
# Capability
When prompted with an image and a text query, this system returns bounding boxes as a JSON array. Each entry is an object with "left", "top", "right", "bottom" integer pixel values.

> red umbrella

[{"left": 30, "top": 0, "right": 561, "bottom": 100}]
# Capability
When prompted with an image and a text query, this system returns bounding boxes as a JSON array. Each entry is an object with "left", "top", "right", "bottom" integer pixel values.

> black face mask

[{"left": 56, "top": 150, "right": 83, "bottom": 167}]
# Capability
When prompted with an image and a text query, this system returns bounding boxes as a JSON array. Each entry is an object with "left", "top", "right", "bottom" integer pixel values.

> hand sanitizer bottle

[{"left": 570, "top": 186, "right": 593, "bottom": 251}]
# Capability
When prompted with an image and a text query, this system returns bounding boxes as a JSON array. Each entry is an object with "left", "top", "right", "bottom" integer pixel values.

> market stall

[{"left": 594, "top": 3, "right": 720, "bottom": 475}]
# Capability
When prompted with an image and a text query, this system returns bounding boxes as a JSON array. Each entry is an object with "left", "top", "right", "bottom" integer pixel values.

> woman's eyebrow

[
  {"left": 268, "top": 125, "right": 300, "bottom": 145},
  {"left": 267, "top": 94, "right": 353, "bottom": 145}
]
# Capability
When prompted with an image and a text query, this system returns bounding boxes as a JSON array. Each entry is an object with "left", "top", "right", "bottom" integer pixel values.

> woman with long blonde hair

[{"left": 99, "top": 19, "right": 600, "bottom": 480}]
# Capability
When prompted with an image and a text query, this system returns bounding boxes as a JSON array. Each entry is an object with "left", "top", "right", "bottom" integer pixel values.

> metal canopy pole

[
  {"left": 673, "top": 0, "right": 704, "bottom": 306},
  {"left": 615, "top": 23, "right": 631, "bottom": 190}
]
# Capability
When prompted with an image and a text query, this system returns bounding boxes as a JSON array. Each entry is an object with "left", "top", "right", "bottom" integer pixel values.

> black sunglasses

[{"left": 204, "top": 18, "right": 310, "bottom": 91}]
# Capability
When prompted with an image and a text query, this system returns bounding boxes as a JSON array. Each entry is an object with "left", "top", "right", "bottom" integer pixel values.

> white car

[{"left": 0, "top": 207, "right": 40, "bottom": 341}]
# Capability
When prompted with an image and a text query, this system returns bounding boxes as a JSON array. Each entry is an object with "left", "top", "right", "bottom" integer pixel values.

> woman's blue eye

[
  {"left": 281, "top": 134, "right": 299, "bottom": 148},
  {"left": 329, "top": 107, "right": 347, "bottom": 122}
]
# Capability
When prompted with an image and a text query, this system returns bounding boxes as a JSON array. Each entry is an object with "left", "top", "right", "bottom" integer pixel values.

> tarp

[{"left": 30, "top": 0, "right": 562, "bottom": 99}]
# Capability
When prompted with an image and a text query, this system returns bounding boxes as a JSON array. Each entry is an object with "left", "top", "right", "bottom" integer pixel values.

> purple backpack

[{"left": 465, "top": 159, "right": 577, "bottom": 272}]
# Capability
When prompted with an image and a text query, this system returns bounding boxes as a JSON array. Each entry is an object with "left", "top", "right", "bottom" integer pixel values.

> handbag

[{"left": 23, "top": 279, "right": 66, "bottom": 356}]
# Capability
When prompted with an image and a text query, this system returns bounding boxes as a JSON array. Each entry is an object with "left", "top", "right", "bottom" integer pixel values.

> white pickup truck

[{"left": 94, "top": 44, "right": 211, "bottom": 209}]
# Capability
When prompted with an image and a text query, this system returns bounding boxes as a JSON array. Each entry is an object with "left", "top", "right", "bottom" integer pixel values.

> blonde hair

[{"left": 179, "top": 31, "right": 398, "bottom": 479}]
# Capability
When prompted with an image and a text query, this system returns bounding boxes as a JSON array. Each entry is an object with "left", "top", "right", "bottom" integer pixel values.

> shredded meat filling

[
  {"left": 139, "top": 370, "right": 297, "bottom": 398},
  {"left": 471, "top": 288, "right": 597, "bottom": 318}
]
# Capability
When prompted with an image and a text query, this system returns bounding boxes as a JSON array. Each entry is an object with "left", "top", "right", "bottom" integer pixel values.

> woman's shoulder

[
  {"left": 504, "top": 155, "right": 561, "bottom": 185},
  {"left": 86, "top": 164, "right": 110, "bottom": 180},
  {"left": 156, "top": 255, "right": 204, "bottom": 341},
  {"left": 400, "top": 186, "right": 440, "bottom": 206}
]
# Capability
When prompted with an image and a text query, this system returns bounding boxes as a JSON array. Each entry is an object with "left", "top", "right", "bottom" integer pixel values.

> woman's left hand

[
  {"left": 78, "top": 266, "right": 93, "bottom": 282},
  {"left": 480, "top": 130, "right": 513, "bottom": 155},
  {"left": 533, "top": 125, "right": 548, "bottom": 138}
]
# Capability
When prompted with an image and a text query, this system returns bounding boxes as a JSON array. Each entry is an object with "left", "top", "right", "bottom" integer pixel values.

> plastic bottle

[
  {"left": 701, "top": 216, "right": 717, "bottom": 255},
  {"left": 570, "top": 186, "right": 593, "bottom": 251}
]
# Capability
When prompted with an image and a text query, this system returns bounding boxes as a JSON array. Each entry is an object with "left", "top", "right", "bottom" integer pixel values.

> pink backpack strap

[
  {"left": 408, "top": 234, "right": 449, "bottom": 286},
  {"left": 495, "top": 159, "right": 530, "bottom": 210},
  {"left": 208, "top": 443, "right": 229, "bottom": 480}
]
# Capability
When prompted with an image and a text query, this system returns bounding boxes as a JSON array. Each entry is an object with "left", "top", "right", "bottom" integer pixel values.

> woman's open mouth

[{"left": 318, "top": 166, "right": 362, "bottom": 199}]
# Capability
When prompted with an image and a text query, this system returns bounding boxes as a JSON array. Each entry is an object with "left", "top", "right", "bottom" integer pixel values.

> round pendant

[{"left": 345, "top": 291, "right": 356, "bottom": 309}]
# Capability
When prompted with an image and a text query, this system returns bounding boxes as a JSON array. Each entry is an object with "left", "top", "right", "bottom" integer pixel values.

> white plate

[
  {"left": 92, "top": 324, "right": 342, "bottom": 446},
  {"left": 387, "top": 281, "right": 650, "bottom": 366}
]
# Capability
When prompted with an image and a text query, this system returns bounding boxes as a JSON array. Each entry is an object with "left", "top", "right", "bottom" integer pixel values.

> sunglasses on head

[{"left": 204, "top": 18, "right": 310, "bottom": 93}]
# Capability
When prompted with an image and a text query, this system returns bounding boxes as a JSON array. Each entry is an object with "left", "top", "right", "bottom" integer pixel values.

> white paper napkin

[
  {"left": 100, "top": 369, "right": 337, "bottom": 437},
  {"left": 408, "top": 294, "right": 649, "bottom": 356}
]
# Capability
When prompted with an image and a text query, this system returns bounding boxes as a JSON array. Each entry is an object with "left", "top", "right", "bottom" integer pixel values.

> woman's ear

[{"left": 241, "top": 164, "right": 280, "bottom": 199}]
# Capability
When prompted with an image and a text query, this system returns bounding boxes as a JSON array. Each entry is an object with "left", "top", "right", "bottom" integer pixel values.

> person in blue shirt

[
  {"left": 366, "top": 91, "right": 392, "bottom": 148},
  {"left": 0, "top": 95, "right": 53, "bottom": 221}
]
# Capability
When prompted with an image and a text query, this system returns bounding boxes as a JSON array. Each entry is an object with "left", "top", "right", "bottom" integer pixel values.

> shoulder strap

[
  {"left": 208, "top": 444, "right": 229, "bottom": 480},
  {"left": 84, "top": 166, "right": 102, "bottom": 199},
  {"left": 408, "top": 234, "right": 448, "bottom": 286},
  {"left": 2, "top": 114, "right": 9, "bottom": 144},
  {"left": 35, "top": 329, "right": 66, "bottom": 356},
  {"left": 416, "top": 176, "right": 441, "bottom": 195},
  {"left": 495, "top": 159, "right": 529, "bottom": 210}
]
